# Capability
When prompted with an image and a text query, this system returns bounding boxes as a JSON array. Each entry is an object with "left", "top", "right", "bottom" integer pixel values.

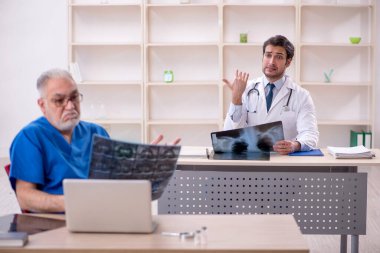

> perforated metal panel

[{"left": 158, "top": 170, "right": 367, "bottom": 235}]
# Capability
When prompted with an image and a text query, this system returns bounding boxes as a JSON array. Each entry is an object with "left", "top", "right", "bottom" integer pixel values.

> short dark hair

[{"left": 263, "top": 35, "right": 294, "bottom": 60}]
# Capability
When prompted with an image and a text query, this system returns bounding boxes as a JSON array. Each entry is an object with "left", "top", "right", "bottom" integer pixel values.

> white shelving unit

[
  {"left": 68, "top": 0, "right": 376, "bottom": 147},
  {"left": 299, "top": 0, "right": 375, "bottom": 147},
  {"left": 144, "top": 1, "right": 220, "bottom": 145},
  {"left": 68, "top": 0, "right": 144, "bottom": 142}
]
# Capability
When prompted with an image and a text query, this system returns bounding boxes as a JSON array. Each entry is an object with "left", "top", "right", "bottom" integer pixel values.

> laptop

[
  {"left": 63, "top": 179, "right": 157, "bottom": 233},
  {"left": 210, "top": 121, "right": 284, "bottom": 160}
]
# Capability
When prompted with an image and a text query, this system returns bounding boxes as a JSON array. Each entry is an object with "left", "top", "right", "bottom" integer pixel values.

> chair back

[{"left": 4, "top": 163, "right": 10, "bottom": 175}]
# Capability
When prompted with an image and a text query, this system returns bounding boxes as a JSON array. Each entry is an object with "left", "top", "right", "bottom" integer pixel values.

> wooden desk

[
  {"left": 159, "top": 148, "right": 380, "bottom": 253},
  {"left": 178, "top": 147, "right": 380, "bottom": 167},
  {"left": 4, "top": 215, "right": 309, "bottom": 253}
]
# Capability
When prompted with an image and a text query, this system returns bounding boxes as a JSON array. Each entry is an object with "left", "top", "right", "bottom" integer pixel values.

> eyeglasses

[{"left": 48, "top": 93, "right": 83, "bottom": 108}]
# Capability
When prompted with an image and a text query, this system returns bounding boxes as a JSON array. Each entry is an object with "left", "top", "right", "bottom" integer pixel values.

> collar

[{"left": 263, "top": 75, "right": 287, "bottom": 90}]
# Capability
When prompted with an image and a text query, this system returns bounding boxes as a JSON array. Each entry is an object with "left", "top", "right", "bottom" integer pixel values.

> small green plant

[{"left": 324, "top": 69, "right": 334, "bottom": 83}]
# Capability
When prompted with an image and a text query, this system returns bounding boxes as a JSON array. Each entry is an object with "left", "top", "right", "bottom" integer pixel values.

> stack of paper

[{"left": 327, "top": 145, "right": 374, "bottom": 159}]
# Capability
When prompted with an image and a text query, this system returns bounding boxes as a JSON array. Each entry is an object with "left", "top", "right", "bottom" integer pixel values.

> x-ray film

[{"left": 89, "top": 135, "right": 181, "bottom": 200}]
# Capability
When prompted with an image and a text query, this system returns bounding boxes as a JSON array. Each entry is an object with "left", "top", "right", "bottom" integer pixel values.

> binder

[
  {"left": 350, "top": 130, "right": 372, "bottom": 149},
  {"left": 363, "top": 131, "right": 372, "bottom": 149},
  {"left": 350, "top": 130, "right": 363, "bottom": 147}
]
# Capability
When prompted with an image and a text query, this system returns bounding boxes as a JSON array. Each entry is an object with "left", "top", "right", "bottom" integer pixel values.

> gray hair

[{"left": 37, "top": 68, "right": 76, "bottom": 96}]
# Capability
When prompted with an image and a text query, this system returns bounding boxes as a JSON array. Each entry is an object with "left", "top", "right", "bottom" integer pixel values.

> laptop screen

[{"left": 88, "top": 135, "right": 181, "bottom": 200}]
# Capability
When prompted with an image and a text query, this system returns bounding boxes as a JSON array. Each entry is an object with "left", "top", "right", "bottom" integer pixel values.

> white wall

[
  {"left": 0, "top": 0, "right": 68, "bottom": 157},
  {"left": 375, "top": 2, "right": 380, "bottom": 148},
  {"left": 0, "top": 1, "right": 379, "bottom": 158}
]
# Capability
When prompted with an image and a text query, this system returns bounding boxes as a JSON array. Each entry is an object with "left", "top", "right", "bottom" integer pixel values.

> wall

[
  {"left": 0, "top": 1, "right": 379, "bottom": 158},
  {"left": 375, "top": 2, "right": 380, "bottom": 147},
  {"left": 0, "top": 0, "right": 68, "bottom": 157}
]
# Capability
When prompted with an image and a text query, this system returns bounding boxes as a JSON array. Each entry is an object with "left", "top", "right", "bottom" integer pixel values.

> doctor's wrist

[{"left": 291, "top": 141, "right": 301, "bottom": 152}]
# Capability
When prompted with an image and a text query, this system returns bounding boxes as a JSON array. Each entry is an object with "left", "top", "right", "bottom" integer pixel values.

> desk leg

[
  {"left": 340, "top": 235, "right": 347, "bottom": 253},
  {"left": 351, "top": 235, "right": 359, "bottom": 253}
]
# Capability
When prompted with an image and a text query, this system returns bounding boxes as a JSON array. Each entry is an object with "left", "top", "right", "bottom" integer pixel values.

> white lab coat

[{"left": 224, "top": 75, "right": 319, "bottom": 150}]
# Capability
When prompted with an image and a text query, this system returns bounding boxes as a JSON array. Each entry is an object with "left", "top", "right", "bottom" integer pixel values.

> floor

[{"left": 304, "top": 166, "right": 380, "bottom": 253}]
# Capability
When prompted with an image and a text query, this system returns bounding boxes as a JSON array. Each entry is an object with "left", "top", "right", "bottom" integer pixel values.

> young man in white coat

[{"left": 223, "top": 35, "right": 319, "bottom": 155}]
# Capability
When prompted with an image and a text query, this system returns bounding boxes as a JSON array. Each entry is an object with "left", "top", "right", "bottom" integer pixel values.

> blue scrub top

[{"left": 9, "top": 117, "right": 109, "bottom": 195}]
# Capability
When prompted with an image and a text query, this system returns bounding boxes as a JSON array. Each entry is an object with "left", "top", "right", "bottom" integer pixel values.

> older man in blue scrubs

[
  {"left": 10, "top": 69, "right": 180, "bottom": 213},
  {"left": 9, "top": 69, "right": 109, "bottom": 213}
]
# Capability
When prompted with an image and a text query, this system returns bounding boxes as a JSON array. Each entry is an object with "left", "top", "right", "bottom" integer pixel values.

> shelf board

[
  {"left": 71, "top": 42, "right": 141, "bottom": 46},
  {"left": 146, "top": 4, "right": 217, "bottom": 7},
  {"left": 300, "top": 42, "right": 371, "bottom": 47},
  {"left": 301, "top": 82, "right": 371, "bottom": 87},
  {"left": 146, "top": 43, "right": 218, "bottom": 47},
  {"left": 147, "top": 119, "right": 219, "bottom": 125},
  {"left": 70, "top": 4, "right": 141, "bottom": 7},
  {"left": 223, "top": 43, "right": 262, "bottom": 47},
  {"left": 146, "top": 81, "right": 219, "bottom": 86},
  {"left": 78, "top": 81, "right": 141, "bottom": 86},
  {"left": 223, "top": 3, "right": 295, "bottom": 7},
  {"left": 301, "top": 4, "right": 373, "bottom": 8},
  {"left": 318, "top": 120, "right": 372, "bottom": 126},
  {"left": 83, "top": 119, "right": 142, "bottom": 125}
]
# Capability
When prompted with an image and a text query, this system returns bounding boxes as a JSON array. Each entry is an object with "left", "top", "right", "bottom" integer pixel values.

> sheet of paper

[
  {"left": 0, "top": 168, "right": 21, "bottom": 217},
  {"left": 179, "top": 146, "right": 209, "bottom": 157}
]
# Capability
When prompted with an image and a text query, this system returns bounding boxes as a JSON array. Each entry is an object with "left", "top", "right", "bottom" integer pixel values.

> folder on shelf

[
  {"left": 350, "top": 130, "right": 372, "bottom": 149},
  {"left": 288, "top": 149, "right": 324, "bottom": 156},
  {"left": 363, "top": 131, "right": 372, "bottom": 149}
]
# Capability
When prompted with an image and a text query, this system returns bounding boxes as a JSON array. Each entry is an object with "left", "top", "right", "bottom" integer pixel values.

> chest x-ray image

[{"left": 211, "top": 121, "right": 284, "bottom": 154}]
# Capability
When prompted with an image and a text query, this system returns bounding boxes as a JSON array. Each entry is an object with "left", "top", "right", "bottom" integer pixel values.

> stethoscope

[{"left": 246, "top": 82, "right": 293, "bottom": 113}]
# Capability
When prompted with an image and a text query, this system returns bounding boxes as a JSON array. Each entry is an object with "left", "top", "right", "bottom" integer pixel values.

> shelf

[
  {"left": 300, "top": 43, "right": 371, "bottom": 47},
  {"left": 301, "top": 5, "right": 371, "bottom": 44},
  {"left": 70, "top": 4, "right": 142, "bottom": 43},
  {"left": 146, "top": 5, "right": 218, "bottom": 44},
  {"left": 317, "top": 120, "right": 372, "bottom": 126},
  {"left": 146, "top": 46, "right": 219, "bottom": 83},
  {"left": 223, "top": 0, "right": 295, "bottom": 4},
  {"left": 300, "top": 46, "right": 371, "bottom": 83},
  {"left": 146, "top": 81, "right": 219, "bottom": 86},
  {"left": 83, "top": 119, "right": 142, "bottom": 125},
  {"left": 79, "top": 81, "right": 141, "bottom": 86},
  {"left": 223, "top": 5, "right": 296, "bottom": 44},
  {"left": 301, "top": 81, "right": 371, "bottom": 86},
  {"left": 72, "top": 42, "right": 141, "bottom": 46},
  {"left": 147, "top": 120, "right": 219, "bottom": 125},
  {"left": 147, "top": 85, "right": 219, "bottom": 121},
  {"left": 146, "top": 43, "right": 218, "bottom": 47},
  {"left": 72, "top": 46, "right": 142, "bottom": 82}
]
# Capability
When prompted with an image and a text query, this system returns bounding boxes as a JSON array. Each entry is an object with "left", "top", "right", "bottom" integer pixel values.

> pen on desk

[{"left": 206, "top": 148, "right": 210, "bottom": 159}]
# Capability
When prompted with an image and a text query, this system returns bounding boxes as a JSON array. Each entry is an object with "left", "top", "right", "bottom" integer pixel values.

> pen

[{"left": 206, "top": 148, "right": 210, "bottom": 159}]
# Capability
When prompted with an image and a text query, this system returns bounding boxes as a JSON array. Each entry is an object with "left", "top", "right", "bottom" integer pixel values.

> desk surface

[
  {"left": 179, "top": 147, "right": 380, "bottom": 167},
  {"left": 5, "top": 215, "right": 309, "bottom": 253}
]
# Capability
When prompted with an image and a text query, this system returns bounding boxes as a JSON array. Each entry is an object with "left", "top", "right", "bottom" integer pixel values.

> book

[
  {"left": 0, "top": 232, "right": 28, "bottom": 247},
  {"left": 327, "top": 145, "right": 375, "bottom": 159}
]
